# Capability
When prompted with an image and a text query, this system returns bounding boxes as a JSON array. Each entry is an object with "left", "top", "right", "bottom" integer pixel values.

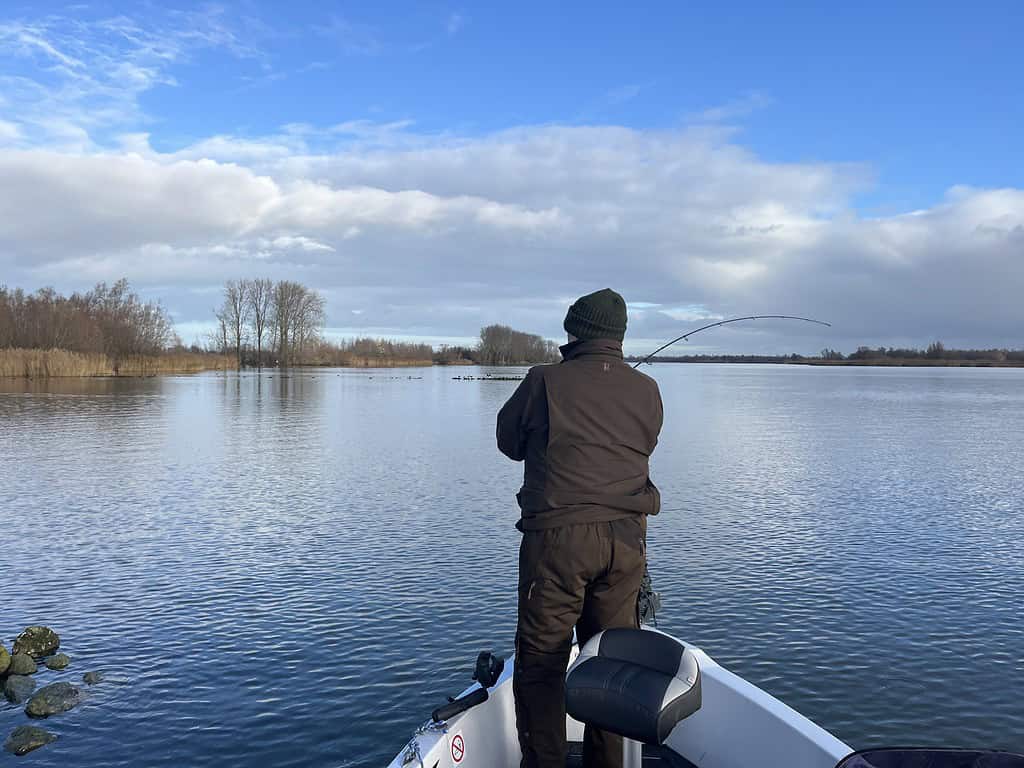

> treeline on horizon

[
  {"left": 0, "top": 278, "right": 560, "bottom": 375},
  {"left": 632, "top": 341, "right": 1024, "bottom": 365},
  {"left": 447, "top": 324, "right": 561, "bottom": 366},
  {"left": 831, "top": 342, "right": 1024, "bottom": 363},
  {"left": 11, "top": 278, "right": 1017, "bottom": 374}
]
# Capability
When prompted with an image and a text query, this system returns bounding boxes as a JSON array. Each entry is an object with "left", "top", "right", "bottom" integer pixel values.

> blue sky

[
  {"left": 24, "top": 1, "right": 1020, "bottom": 205},
  {"left": 1, "top": 1, "right": 1022, "bottom": 351}
]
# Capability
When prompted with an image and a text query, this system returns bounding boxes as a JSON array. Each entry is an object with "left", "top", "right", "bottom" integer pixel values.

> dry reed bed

[
  {"left": 338, "top": 356, "right": 434, "bottom": 368},
  {"left": 0, "top": 349, "right": 236, "bottom": 377}
]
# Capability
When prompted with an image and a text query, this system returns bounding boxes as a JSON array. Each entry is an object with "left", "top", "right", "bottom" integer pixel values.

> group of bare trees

[
  {"left": 1, "top": 280, "right": 578, "bottom": 372},
  {"left": 476, "top": 324, "right": 561, "bottom": 365},
  {"left": 0, "top": 280, "right": 175, "bottom": 368},
  {"left": 211, "top": 295, "right": 560, "bottom": 367},
  {"left": 213, "top": 279, "right": 326, "bottom": 367}
]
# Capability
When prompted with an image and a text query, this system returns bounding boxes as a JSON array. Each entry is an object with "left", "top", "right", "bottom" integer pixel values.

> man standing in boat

[{"left": 497, "top": 288, "right": 663, "bottom": 768}]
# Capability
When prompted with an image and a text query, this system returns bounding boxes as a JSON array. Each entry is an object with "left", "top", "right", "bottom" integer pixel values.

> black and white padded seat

[{"left": 565, "top": 628, "right": 701, "bottom": 747}]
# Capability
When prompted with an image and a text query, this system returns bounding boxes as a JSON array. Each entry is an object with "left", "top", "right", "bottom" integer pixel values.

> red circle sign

[{"left": 451, "top": 734, "right": 465, "bottom": 763}]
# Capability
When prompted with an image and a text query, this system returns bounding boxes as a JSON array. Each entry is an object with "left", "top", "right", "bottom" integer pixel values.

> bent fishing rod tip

[{"left": 633, "top": 314, "right": 832, "bottom": 367}]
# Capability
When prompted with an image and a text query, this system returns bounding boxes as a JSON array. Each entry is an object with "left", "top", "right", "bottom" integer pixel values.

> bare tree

[
  {"left": 271, "top": 281, "right": 326, "bottom": 367},
  {"left": 218, "top": 280, "right": 249, "bottom": 368},
  {"left": 246, "top": 278, "right": 273, "bottom": 369},
  {"left": 0, "top": 287, "right": 12, "bottom": 348},
  {"left": 293, "top": 288, "right": 325, "bottom": 360},
  {"left": 212, "top": 307, "right": 230, "bottom": 356},
  {"left": 272, "top": 281, "right": 294, "bottom": 367}
]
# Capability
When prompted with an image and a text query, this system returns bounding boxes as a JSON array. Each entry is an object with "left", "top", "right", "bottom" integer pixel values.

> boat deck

[{"left": 566, "top": 742, "right": 698, "bottom": 768}]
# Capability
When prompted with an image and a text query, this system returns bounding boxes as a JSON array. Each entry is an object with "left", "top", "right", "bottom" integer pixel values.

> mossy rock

[
  {"left": 82, "top": 671, "right": 104, "bottom": 685},
  {"left": 4, "top": 725, "right": 57, "bottom": 756},
  {"left": 45, "top": 653, "right": 71, "bottom": 671},
  {"left": 25, "top": 682, "right": 80, "bottom": 718},
  {"left": 3, "top": 675, "right": 36, "bottom": 704},
  {"left": 0, "top": 644, "right": 9, "bottom": 676},
  {"left": 12, "top": 626, "right": 60, "bottom": 658},
  {"left": 8, "top": 653, "right": 37, "bottom": 676}
]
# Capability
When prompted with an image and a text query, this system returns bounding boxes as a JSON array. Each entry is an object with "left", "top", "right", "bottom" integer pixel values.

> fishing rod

[{"left": 633, "top": 315, "right": 832, "bottom": 368}]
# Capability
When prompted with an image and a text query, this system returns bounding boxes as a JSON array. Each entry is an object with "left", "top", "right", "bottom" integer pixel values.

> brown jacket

[{"left": 497, "top": 338, "right": 663, "bottom": 530}]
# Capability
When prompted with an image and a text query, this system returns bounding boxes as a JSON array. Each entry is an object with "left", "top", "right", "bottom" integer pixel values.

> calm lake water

[{"left": 2, "top": 364, "right": 1023, "bottom": 766}]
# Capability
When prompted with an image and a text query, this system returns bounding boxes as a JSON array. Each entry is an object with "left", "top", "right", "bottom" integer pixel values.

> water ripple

[{"left": 2, "top": 365, "right": 1023, "bottom": 766}]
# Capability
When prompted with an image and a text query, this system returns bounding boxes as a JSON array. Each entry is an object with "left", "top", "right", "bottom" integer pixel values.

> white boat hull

[{"left": 387, "top": 630, "right": 851, "bottom": 768}]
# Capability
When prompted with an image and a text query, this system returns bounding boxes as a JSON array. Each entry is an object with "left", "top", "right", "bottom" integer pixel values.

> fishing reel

[
  {"left": 430, "top": 650, "right": 506, "bottom": 723},
  {"left": 472, "top": 651, "right": 505, "bottom": 688},
  {"left": 637, "top": 565, "right": 662, "bottom": 626}
]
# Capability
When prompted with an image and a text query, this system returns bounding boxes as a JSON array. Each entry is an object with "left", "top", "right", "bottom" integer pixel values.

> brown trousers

[{"left": 514, "top": 517, "right": 646, "bottom": 768}]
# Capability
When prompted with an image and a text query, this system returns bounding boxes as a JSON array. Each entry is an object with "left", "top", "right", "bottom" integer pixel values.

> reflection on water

[{"left": 2, "top": 365, "right": 1023, "bottom": 766}]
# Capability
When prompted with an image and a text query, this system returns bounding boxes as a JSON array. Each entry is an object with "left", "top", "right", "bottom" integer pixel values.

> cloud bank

[{"left": 1, "top": 10, "right": 1021, "bottom": 353}]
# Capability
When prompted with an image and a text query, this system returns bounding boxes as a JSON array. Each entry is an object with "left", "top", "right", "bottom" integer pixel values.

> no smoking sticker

[{"left": 451, "top": 734, "right": 465, "bottom": 763}]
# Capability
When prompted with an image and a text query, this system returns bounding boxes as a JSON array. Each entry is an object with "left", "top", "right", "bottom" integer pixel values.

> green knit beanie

[{"left": 563, "top": 288, "right": 628, "bottom": 342}]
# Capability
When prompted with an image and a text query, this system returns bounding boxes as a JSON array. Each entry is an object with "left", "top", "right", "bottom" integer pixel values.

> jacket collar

[{"left": 560, "top": 338, "right": 624, "bottom": 362}]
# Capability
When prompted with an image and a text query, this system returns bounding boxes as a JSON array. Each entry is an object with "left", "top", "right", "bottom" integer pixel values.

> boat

[{"left": 386, "top": 621, "right": 1024, "bottom": 768}]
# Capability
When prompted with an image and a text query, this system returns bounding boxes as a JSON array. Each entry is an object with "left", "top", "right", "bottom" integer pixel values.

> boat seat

[{"left": 565, "top": 628, "right": 701, "bottom": 746}]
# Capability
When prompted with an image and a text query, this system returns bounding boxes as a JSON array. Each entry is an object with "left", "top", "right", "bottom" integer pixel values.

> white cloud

[
  {"left": 315, "top": 16, "right": 381, "bottom": 56},
  {"left": 0, "top": 8, "right": 265, "bottom": 148},
  {"left": 661, "top": 306, "right": 724, "bottom": 322},
  {"left": 603, "top": 83, "right": 644, "bottom": 106},
  {"left": 0, "top": 119, "right": 20, "bottom": 142},
  {"left": 447, "top": 13, "right": 465, "bottom": 36},
  {"left": 1, "top": 123, "right": 1021, "bottom": 353},
  {"left": 692, "top": 92, "right": 774, "bottom": 123},
  {"left": 262, "top": 235, "right": 335, "bottom": 253}
]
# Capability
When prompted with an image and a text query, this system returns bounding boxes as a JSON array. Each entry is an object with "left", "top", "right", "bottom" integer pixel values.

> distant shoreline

[
  {"left": 7, "top": 349, "right": 1024, "bottom": 379},
  {"left": 796, "top": 359, "right": 1024, "bottom": 368},
  {"left": 627, "top": 359, "right": 1024, "bottom": 368}
]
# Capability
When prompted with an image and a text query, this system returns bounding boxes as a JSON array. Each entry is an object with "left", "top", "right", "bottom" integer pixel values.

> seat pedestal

[{"left": 624, "top": 737, "right": 642, "bottom": 768}]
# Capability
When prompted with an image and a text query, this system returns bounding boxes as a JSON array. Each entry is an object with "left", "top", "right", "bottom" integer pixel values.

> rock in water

[
  {"left": 82, "top": 671, "right": 104, "bottom": 685},
  {"left": 0, "top": 644, "right": 9, "bottom": 675},
  {"left": 25, "top": 682, "right": 81, "bottom": 718},
  {"left": 4, "top": 676, "right": 36, "bottom": 704},
  {"left": 12, "top": 626, "right": 60, "bottom": 658},
  {"left": 8, "top": 653, "right": 37, "bottom": 676},
  {"left": 45, "top": 653, "right": 70, "bottom": 670},
  {"left": 4, "top": 726, "right": 57, "bottom": 756}
]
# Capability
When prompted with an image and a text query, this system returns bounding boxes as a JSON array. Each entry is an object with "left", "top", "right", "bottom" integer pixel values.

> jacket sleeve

[
  {"left": 650, "top": 380, "right": 664, "bottom": 450},
  {"left": 496, "top": 368, "right": 539, "bottom": 461}
]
